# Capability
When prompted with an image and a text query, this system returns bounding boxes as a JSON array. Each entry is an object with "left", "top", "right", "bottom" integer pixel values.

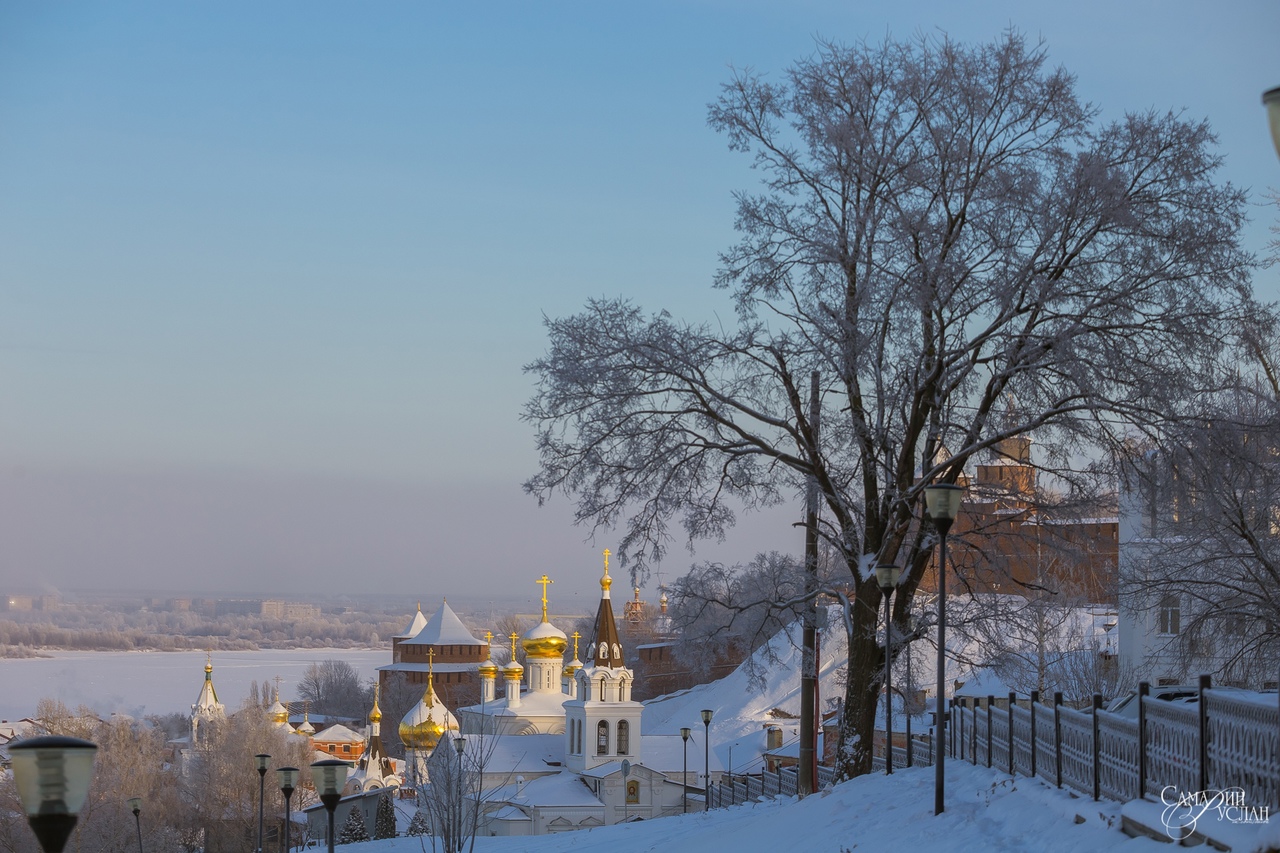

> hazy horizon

[{"left": 2, "top": 1, "right": 1277, "bottom": 599}]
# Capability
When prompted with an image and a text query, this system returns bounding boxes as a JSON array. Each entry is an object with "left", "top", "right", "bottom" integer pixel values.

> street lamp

[
  {"left": 255, "top": 753, "right": 270, "bottom": 853},
  {"left": 310, "top": 759, "right": 350, "bottom": 853},
  {"left": 9, "top": 735, "right": 99, "bottom": 853},
  {"left": 700, "top": 709, "right": 713, "bottom": 811},
  {"left": 127, "top": 797, "right": 143, "bottom": 853},
  {"left": 680, "top": 727, "right": 691, "bottom": 814},
  {"left": 453, "top": 737, "right": 467, "bottom": 853},
  {"left": 875, "top": 563, "right": 902, "bottom": 775},
  {"left": 1264, "top": 86, "right": 1280, "bottom": 160},
  {"left": 905, "top": 614, "right": 918, "bottom": 768},
  {"left": 277, "top": 767, "right": 298, "bottom": 853},
  {"left": 925, "top": 482, "right": 963, "bottom": 816}
]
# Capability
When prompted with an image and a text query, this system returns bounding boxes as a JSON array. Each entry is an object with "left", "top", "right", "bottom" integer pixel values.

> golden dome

[
  {"left": 478, "top": 631, "right": 498, "bottom": 676},
  {"left": 399, "top": 681, "right": 457, "bottom": 751},
  {"left": 267, "top": 696, "right": 289, "bottom": 725},
  {"left": 522, "top": 619, "right": 567, "bottom": 660},
  {"left": 504, "top": 658, "right": 524, "bottom": 675}
]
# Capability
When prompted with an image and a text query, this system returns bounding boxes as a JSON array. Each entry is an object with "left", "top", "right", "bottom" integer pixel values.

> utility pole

[{"left": 799, "top": 370, "right": 819, "bottom": 796}]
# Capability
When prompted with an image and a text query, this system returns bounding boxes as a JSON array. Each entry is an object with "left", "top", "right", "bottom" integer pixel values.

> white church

[{"left": 414, "top": 551, "right": 702, "bottom": 836}]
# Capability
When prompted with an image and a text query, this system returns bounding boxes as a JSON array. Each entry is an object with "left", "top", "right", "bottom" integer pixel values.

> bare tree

[
  {"left": 182, "top": 700, "right": 317, "bottom": 850},
  {"left": 297, "top": 659, "right": 373, "bottom": 719},
  {"left": 667, "top": 552, "right": 820, "bottom": 685},
  {"left": 523, "top": 32, "right": 1256, "bottom": 777},
  {"left": 1121, "top": 350, "right": 1280, "bottom": 687}
]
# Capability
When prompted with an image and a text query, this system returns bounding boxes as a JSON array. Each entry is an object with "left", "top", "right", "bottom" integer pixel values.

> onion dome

[
  {"left": 399, "top": 677, "right": 457, "bottom": 751},
  {"left": 563, "top": 630, "right": 584, "bottom": 680},
  {"left": 267, "top": 689, "right": 289, "bottom": 726},
  {"left": 523, "top": 574, "right": 568, "bottom": 659},
  {"left": 503, "top": 631, "right": 524, "bottom": 676},
  {"left": 523, "top": 620, "right": 567, "bottom": 660},
  {"left": 369, "top": 684, "right": 383, "bottom": 724},
  {"left": 478, "top": 631, "right": 499, "bottom": 677},
  {"left": 298, "top": 711, "right": 315, "bottom": 736}
]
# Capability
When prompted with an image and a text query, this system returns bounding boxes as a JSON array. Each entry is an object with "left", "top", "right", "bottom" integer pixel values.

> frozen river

[{"left": 0, "top": 648, "right": 389, "bottom": 722}]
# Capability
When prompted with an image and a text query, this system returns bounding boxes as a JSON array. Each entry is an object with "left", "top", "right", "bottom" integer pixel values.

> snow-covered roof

[
  {"left": 487, "top": 771, "right": 601, "bottom": 807},
  {"left": 396, "top": 605, "right": 429, "bottom": 639},
  {"left": 313, "top": 724, "right": 363, "bottom": 743},
  {"left": 407, "top": 600, "right": 483, "bottom": 646},
  {"left": 460, "top": 732, "right": 564, "bottom": 775},
  {"left": 490, "top": 805, "right": 530, "bottom": 822}
]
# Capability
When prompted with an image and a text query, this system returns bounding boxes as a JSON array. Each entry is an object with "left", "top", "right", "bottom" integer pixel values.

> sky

[{"left": 1, "top": 1, "right": 1278, "bottom": 603}]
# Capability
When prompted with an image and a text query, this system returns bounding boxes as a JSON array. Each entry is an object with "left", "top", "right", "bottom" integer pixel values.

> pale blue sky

[{"left": 1, "top": 1, "right": 1277, "bottom": 601}]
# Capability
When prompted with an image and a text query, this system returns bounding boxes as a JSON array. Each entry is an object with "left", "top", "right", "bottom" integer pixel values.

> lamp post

[
  {"left": 453, "top": 736, "right": 467, "bottom": 853},
  {"left": 255, "top": 753, "right": 270, "bottom": 853},
  {"left": 277, "top": 767, "right": 298, "bottom": 853},
  {"left": 127, "top": 797, "right": 143, "bottom": 853},
  {"left": 310, "top": 759, "right": 349, "bottom": 853},
  {"left": 9, "top": 735, "right": 99, "bottom": 853},
  {"left": 680, "top": 727, "right": 691, "bottom": 814},
  {"left": 905, "top": 614, "right": 917, "bottom": 767},
  {"left": 925, "top": 483, "right": 963, "bottom": 816},
  {"left": 700, "top": 709, "right": 713, "bottom": 811},
  {"left": 875, "top": 563, "right": 902, "bottom": 775},
  {"left": 1264, "top": 86, "right": 1280, "bottom": 160}
]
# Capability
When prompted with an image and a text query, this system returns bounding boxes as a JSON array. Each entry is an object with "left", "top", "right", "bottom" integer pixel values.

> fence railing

[
  {"left": 952, "top": 676, "right": 1279, "bottom": 809},
  {"left": 708, "top": 675, "right": 1277, "bottom": 812}
]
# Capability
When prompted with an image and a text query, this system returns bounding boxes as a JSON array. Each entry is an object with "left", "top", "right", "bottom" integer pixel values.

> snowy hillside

[{"left": 368, "top": 762, "right": 1197, "bottom": 852}]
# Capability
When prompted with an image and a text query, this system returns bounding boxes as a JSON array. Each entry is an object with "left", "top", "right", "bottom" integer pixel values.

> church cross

[{"left": 535, "top": 574, "right": 554, "bottom": 621}]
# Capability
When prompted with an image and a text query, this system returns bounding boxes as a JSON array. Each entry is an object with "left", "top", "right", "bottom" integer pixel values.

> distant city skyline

[{"left": 1, "top": 1, "right": 1277, "bottom": 601}]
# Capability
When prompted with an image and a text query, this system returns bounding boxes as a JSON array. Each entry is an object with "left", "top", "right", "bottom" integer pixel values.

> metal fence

[
  {"left": 708, "top": 675, "right": 1278, "bottom": 812},
  {"left": 952, "top": 676, "right": 1280, "bottom": 809}
]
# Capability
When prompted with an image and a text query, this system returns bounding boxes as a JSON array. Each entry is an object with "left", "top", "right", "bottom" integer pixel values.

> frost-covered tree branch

[{"left": 524, "top": 31, "right": 1258, "bottom": 777}]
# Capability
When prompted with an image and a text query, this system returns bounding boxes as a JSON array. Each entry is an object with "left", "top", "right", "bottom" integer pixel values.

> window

[
  {"left": 617, "top": 720, "right": 629, "bottom": 755},
  {"left": 597, "top": 720, "right": 609, "bottom": 755},
  {"left": 1158, "top": 596, "right": 1181, "bottom": 635}
]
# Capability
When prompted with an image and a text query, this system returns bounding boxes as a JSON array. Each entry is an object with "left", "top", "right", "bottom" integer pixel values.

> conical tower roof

[
  {"left": 396, "top": 602, "right": 429, "bottom": 639},
  {"left": 589, "top": 549, "right": 624, "bottom": 667},
  {"left": 408, "top": 599, "right": 482, "bottom": 646}
]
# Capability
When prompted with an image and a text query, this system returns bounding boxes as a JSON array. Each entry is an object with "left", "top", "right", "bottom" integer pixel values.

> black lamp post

[
  {"left": 255, "top": 753, "right": 270, "bottom": 853},
  {"left": 700, "top": 709, "right": 713, "bottom": 811},
  {"left": 310, "top": 759, "right": 350, "bottom": 853},
  {"left": 9, "top": 735, "right": 99, "bottom": 853},
  {"left": 680, "top": 727, "right": 691, "bottom": 814},
  {"left": 453, "top": 736, "right": 467, "bottom": 853},
  {"left": 127, "top": 797, "right": 143, "bottom": 853},
  {"left": 875, "top": 563, "right": 902, "bottom": 775},
  {"left": 1264, "top": 87, "right": 1280, "bottom": 160},
  {"left": 925, "top": 482, "right": 963, "bottom": 816},
  {"left": 277, "top": 767, "right": 298, "bottom": 853},
  {"left": 905, "top": 614, "right": 918, "bottom": 767}
]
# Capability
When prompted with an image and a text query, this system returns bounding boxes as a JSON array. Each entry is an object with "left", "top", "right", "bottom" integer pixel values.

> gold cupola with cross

[{"left": 523, "top": 574, "right": 568, "bottom": 660}]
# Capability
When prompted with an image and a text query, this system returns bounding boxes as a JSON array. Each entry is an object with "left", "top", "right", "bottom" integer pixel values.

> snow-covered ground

[{"left": 376, "top": 762, "right": 1193, "bottom": 853}]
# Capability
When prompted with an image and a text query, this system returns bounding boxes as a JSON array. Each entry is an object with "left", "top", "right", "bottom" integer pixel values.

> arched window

[
  {"left": 617, "top": 720, "right": 629, "bottom": 755},
  {"left": 596, "top": 720, "right": 609, "bottom": 755}
]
